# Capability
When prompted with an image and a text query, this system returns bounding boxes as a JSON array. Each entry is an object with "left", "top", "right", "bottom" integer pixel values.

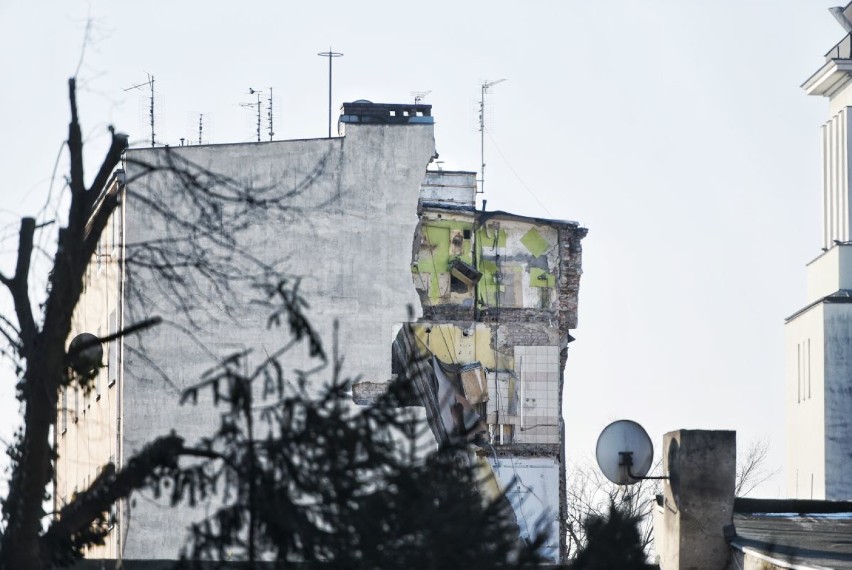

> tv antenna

[
  {"left": 267, "top": 87, "right": 275, "bottom": 141},
  {"left": 124, "top": 73, "right": 156, "bottom": 147},
  {"left": 241, "top": 88, "right": 263, "bottom": 142},
  {"left": 412, "top": 90, "right": 431, "bottom": 105},
  {"left": 595, "top": 419, "right": 668, "bottom": 485},
  {"left": 198, "top": 113, "right": 204, "bottom": 145},
  {"left": 317, "top": 48, "right": 343, "bottom": 138},
  {"left": 478, "top": 78, "right": 506, "bottom": 195}
]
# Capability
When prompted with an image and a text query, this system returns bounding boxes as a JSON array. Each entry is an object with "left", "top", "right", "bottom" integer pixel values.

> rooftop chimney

[{"left": 339, "top": 100, "right": 434, "bottom": 130}]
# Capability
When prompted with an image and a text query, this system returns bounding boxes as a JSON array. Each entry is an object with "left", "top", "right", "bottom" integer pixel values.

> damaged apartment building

[
  {"left": 56, "top": 100, "right": 586, "bottom": 563},
  {"left": 355, "top": 168, "right": 586, "bottom": 561}
]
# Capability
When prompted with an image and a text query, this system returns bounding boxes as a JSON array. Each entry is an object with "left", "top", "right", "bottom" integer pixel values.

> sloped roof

[{"left": 730, "top": 498, "right": 852, "bottom": 569}]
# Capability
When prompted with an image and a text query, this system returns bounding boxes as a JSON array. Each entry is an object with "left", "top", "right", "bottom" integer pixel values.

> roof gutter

[{"left": 729, "top": 542, "right": 831, "bottom": 570}]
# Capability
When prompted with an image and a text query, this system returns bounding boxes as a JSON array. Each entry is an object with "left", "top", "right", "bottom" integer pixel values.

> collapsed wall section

[{"left": 396, "top": 170, "right": 587, "bottom": 562}]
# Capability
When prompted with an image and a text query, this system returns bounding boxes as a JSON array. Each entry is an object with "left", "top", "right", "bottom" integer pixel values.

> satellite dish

[{"left": 595, "top": 419, "right": 654, "bottom": 485}]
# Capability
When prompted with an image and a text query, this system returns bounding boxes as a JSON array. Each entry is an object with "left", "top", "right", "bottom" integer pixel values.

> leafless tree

[
  {"left": 735, "top": 437, "right": 778, "bottom": 497},
  {"left": 0, "top": 78, "right": 545, "bottom": 569},
  {"left": 565, "top": 436, "right": 777, "bottom": 561},
  {"left": 0, "top": 76, "right": 314, "bottom": 569},
  {"left": 564, "top": 461, "right": 661, "bottom": 560}
]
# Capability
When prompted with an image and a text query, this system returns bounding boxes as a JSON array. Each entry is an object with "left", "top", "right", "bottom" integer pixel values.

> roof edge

[{"left": 785, "top": 290, "right": 852, "bottom": 322}]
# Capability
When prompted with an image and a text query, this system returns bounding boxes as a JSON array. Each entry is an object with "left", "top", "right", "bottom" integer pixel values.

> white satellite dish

[{"left": 595, "top": 419, "right": 654, "bottom": 485}]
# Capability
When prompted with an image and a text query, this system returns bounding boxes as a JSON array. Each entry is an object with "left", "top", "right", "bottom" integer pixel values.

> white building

[{"left": 786, "top": 2, "right": 852, "bottom": 500}]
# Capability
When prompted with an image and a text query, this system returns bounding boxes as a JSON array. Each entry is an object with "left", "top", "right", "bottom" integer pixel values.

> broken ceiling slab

[
  {"left": 459, "top": 362, "right": 488, "bottom": 404},
  {"left": 449, "top": 258, "right": 482, "bottom": 287}
]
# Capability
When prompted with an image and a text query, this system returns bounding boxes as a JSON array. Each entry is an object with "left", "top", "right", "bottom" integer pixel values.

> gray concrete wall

[
  {"left": 823, "top": 303, "right": 852, "bottom": 500},
  {"left": 119, "top": 123, "right": 435, "bottom": 558},
  {"left": 658, "top": 430, "right": 735, "bottom": 570}
]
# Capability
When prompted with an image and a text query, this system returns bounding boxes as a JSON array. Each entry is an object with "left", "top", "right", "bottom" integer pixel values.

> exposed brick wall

[
  {"left": 494, "top": 321, "right": 559, "bottom": 348},
  {"left": 422, "top": 304, "right": 475, "bottom": 321},
  {"left": 557, "top": 225, "right": 586, "bottom": 563},
  {"left": 475, "top": 443, "right": 560, "bottom": 458},
  {"left": 558, "top": 227, "right": 587, "bottom": 332}
]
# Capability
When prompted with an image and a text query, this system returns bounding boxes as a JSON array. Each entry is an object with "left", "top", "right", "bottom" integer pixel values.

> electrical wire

[{"left": 486, "top": 130, "right": 553, "bottom": 217}]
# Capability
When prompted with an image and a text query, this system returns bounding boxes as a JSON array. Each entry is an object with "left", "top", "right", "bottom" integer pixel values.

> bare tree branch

[
  {"left": 86, "top": 128, "right": 128, "bottom": 205},
  {"left": 565, "top": 460, "right": 661, "bottom": 559},
  {"left": 67, "top": 78, "right": 85, "bottom": 198},
  {"left": 0, "top": 319, "right": 22, "bottom": 355},
  {"left": 1, "top": 217, "right": 37, "bottom": 354},
  {"left": 0, "top": 77, "right": 125, "bottom": 570},
  {"left": 736, "top": 437, "right": 778, "bottom": 497}
]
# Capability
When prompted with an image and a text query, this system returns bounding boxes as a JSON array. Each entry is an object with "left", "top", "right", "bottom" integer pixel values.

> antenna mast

[
  {"left": 412, "top": 90, "right": 431, "bottom": 105},
  {"left": 242, "top": 88, "right": 263, "bottom": 142},
  {"left": 124, "top": 73, "right": 156, "bottom": 147},
  {"left": 317, "top": 48, "right": 344, "bottom": 138},
  {"left": 198, "top": 113, "right": 203, "bottom": 145},
  {"left": 478, "top": 78, "right": 506, "bottom": 195},
  {"left": 267, "top": 87, "right": 275, "bottom": 141}
]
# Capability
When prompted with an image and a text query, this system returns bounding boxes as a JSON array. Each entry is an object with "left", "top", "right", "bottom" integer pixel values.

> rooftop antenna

[
  {"left": 478, "top": 78, "right": 506, "bottom": 195},
  {"left": 412, "top": 90, "right": 431, "bottom": 105},
  {"left": 317, "top": 48, "right": 343, "bottom": 138},
  {"left": 124, "top": 73, "right": 156, "bottom": 147},
  {"left": 267, "top": 87, "right": 275, "bottom": 141},
  {"left": 198, "top": 113, "right": 203, "bottom": 145},
  {"left": 242, "top": 88, "right": 263, "bottom": 142}
]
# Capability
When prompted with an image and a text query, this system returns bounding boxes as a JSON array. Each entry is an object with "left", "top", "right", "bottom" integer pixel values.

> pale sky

[{"left": 0, "top": 1, "right": 843, "bottom": 498}]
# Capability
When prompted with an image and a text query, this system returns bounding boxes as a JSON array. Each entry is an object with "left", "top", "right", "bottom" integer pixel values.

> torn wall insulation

[{"left": 391, "top": 326, "right": 486, "bottom": 445}]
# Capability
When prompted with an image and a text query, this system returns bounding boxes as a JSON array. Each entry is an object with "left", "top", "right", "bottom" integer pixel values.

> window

[
  {"left": 798, "top": 339, "right": 812, "bottom": 403},
  {"left": 111, "top": 215, "right": 119, "bottom": 257},
  {"left": 808, "top": 339, "right": 812, "bottom": 400},
  {"left": 797, "top": 343, "right": 801, "bottom": 403}
]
